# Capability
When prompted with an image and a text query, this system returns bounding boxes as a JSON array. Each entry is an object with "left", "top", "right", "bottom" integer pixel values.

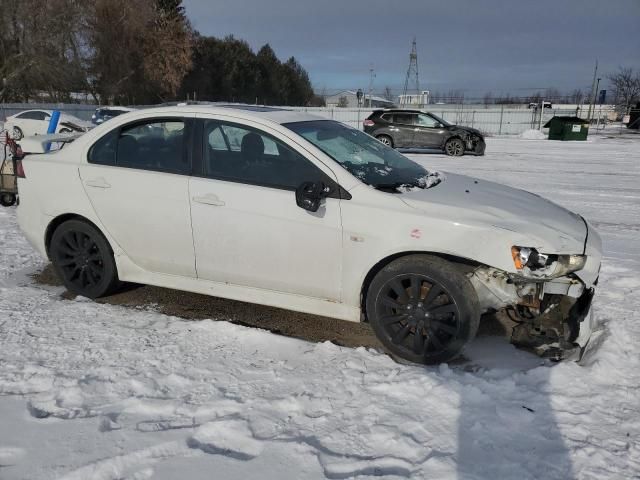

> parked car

[
  {"left": 363, "top": 109, "right": 485, "bottom": 156},
  {"left": 16, "top": 106, "right": 601, "bottom": 365},
  {"left": 91, "top": 106, "right": 135, "bottom": 125},
  {"left": 4, "top": 110, "right": 91, "bottom": 140}
]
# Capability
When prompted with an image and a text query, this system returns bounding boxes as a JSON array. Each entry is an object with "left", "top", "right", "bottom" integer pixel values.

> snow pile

[
  {"left": 189, "top": 419, "right": 264, "bottom": 460},
  {"left": 1, "top": 136, "right": 640, "bottom": 479},
  {"left": 520, "top": 129, "right": 547, "bottom": 140}
]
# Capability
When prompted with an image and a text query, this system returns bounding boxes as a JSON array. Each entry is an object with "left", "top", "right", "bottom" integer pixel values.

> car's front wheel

[
  {"left": 50, "top": 219, "right": 120, "bottom": 298},
  {"left": 444, "top": 137, "right": 465, "bottom": 156},
  {"left": 376, "top": 134, "right": 394, "bottom": 148},
  {"left": 365, "top": 255, "right": 480, "bottom": 364}
]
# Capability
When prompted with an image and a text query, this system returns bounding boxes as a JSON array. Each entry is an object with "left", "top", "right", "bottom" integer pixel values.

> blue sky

[{"left": 183, "top": 0, "right": 640, "bottom": 98}]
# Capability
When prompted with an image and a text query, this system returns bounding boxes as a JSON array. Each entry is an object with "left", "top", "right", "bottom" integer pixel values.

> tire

[
  {"left": 0, "top": 193, "right": 16, "bottom": 207},
  {"left": 444, "top": 137, "right": 465, "bottom": 156},
  {"left": 365, "top": 254, "right": 480, "bottom": 364},
  {"left": 376, "top": 134, "right": 394, "bottom": 148},
  {"left": 50, "top": 219, "right": 120, "bottom": 298},
  {"left": 12, "top": 126, "right": 23, "bottom": 140},
  {"left": 59, "top": 128, "right": 73, "bottom": 133}
]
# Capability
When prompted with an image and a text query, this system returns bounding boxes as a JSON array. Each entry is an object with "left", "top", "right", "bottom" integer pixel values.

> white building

[
  {"left": 325, "top": 90, "right": 395, "bottom": 108},
  {"left": 398, "top": 90, "right": 431, "bottom": 108}
]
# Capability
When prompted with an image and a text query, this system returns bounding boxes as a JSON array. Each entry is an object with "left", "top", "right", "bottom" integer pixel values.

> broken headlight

[{"left": 511, "top": 246, "right": 586, "bottom": 279}]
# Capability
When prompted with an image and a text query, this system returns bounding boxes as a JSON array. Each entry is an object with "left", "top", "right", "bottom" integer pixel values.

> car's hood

[
  {"left": 446, "top": 125, "right": 482, "bottom": 137},
  {"left": 400, "top": 172, "right": 586, "bottom": 253},
  {"left": 60, "top": 115, "right": 92, "bottom": 128}
]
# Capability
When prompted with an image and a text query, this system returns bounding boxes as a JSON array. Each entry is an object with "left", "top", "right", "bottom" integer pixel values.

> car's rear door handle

[
  {"left": 84, "top": 177, "right": 111, "bottom": 189},
  {"left": 192, "top": 194, "right": 225, "bottom": 206}
]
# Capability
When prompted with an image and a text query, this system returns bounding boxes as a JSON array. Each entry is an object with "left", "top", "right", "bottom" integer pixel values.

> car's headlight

[{"left": 511, "top": 246, "right": 586, "bottom": 279}]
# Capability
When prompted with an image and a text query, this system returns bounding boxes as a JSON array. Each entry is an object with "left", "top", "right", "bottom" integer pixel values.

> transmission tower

[{"left": 401, "top": 38, "right": 421, "bottom": 107}]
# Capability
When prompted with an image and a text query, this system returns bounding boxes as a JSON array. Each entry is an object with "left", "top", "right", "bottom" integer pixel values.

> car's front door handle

[
  {"left": 84, "top": 177, "right": 111, "bottom": 189},
  {"left": 192, "top": 194, "right": 225, "bottom": 206}
]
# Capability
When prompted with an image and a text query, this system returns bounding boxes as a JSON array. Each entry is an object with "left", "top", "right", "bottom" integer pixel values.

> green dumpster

[{"left": 543, "top": 116, "right": 589, "bottom": 141}]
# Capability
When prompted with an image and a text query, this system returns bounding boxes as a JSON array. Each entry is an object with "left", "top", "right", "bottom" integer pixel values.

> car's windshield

[{"left": 284, "top": 120, "right": 443, "bottom": 191}]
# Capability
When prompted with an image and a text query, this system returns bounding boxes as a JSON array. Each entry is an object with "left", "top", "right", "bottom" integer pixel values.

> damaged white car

[{"left": 16, "top": 106, "right": 601, "bottom": 364}]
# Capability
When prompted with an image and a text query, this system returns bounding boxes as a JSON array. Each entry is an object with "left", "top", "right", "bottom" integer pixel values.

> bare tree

[
  {"left": 142, "top": 4, "right": 192, "bottom": 101},
  {"left": 570, "top": 89, "right": 585, "bottom": 105},
  {"left": 544, "top": 88, "right": 562, "bottom": 103},
  {"left": 483, "top": 91, "right": 493, "bottom": 105},
  {"left": 0, "top": 0, "right": 88, "bottom": 102},
  {"left": 608, "top": 67, "right": 640, "bottom": 112}
]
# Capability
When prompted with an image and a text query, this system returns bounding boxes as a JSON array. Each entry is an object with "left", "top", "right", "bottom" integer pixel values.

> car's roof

[
  {"left": 139, "top": 104, "right": 326, "bottom": 125},
  {"left": 14, "top": 109, "right": 52, "bottom": 115},
  {"left": 97, "top": 106, "right": 135, "bottom": 111},
  {"left": 372, "top": 109, "right": 427, "bottom": 114}
]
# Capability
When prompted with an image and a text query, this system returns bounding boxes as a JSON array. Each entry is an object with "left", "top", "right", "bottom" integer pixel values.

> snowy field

[{"left": 1, "top": 135, "right": 639, "bottom": 479}]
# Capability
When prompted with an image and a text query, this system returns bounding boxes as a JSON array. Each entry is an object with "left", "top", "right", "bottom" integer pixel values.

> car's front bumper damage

[
  {"left": 465, "top": 134, "right": 486, "bottom": 155},
  {"left": 469, "top": 267, "right": 597, "bottom": 361}
]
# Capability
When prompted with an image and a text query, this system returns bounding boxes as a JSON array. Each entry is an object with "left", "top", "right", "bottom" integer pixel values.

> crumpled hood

[
  {"left": 447, "top": 125, "right": 483, "bottom": 137},
  {"left": 400, "top": 172, "right": 586, "bottom": 253}
]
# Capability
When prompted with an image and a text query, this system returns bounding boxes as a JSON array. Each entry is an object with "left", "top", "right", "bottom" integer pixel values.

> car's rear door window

[
  {"left": 394, "top": 113, "right": 416, "bottom": 125},
  {"left": 88, "top": 118, "right": 190, "bottom": 174},
  {"left": 117, "top": 119, "right": 188, "bottom": 174}
]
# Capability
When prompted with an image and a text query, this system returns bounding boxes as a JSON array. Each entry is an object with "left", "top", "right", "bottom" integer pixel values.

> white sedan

[
  {"left": 16, "top": 105, "right": 602, "bottom": 364},
  {"left": 4, "top": 109, "right": 91, "bottom": 139}
]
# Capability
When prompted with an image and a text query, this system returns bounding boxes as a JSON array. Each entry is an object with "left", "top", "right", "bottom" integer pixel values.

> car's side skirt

[{"left": 115, "top": 254, "right": 362, "bottom": 323}]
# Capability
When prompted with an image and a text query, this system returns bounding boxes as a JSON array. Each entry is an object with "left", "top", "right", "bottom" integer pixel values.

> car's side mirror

[{"left": 295, "top": 181, "right": 330, "bottom": 212}]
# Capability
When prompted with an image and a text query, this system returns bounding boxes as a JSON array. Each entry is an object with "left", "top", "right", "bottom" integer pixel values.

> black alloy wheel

[
  {"left": 366, "top": 255, "right": 479, "bottom": 364},
  {"left": 50, "top": 220, "right": 119, "bottom": 298}
]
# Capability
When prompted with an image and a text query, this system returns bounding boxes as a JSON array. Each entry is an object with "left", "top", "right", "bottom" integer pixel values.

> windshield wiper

[{"left": 373, "top": 182, "right": 416, "bottom": 192}]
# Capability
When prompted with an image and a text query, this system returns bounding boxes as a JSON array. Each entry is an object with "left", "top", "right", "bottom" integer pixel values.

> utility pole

[
  {"left": 587, "top": 60, "right": 598, "bottom": 121},
  {"left": 367, "top": 66, "right": 375, "bottom": 108},
  {"left": 594, "top": 77, "right": 601, "bottom": 119}
]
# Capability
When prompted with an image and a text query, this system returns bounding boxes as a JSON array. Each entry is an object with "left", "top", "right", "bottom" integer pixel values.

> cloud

[{"left": 183, "top": 0, "right": 640, "bottom": 94}]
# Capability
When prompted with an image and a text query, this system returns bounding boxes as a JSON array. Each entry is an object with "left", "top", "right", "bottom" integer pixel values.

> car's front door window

[
  {"left": 416, "top": 114, "right": 440, "bottom": 128},
  {"left": 202, "top": 120, "right": 330, "bottom": 189}
]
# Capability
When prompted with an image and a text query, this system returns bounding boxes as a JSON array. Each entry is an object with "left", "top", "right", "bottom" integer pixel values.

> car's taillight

[
  {"left": 16, "top": 159, "right": 25, "bottom": 178},
  {"left": 363, "top": 119, "right": 375, "bottom": 127}
]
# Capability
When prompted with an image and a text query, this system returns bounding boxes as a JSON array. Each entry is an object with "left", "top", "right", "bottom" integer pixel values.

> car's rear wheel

[
  {"left": 376, "top": 134, "right": 394, "bottom": 148},
  {"left": 12, "top": 126, "right": 23, "bottom": 140},
  {"left": 444, "top": 138, "right": 465, "bottom": 156},
  {"left": 0, "top": 193, "right": 16, "bottom": 207},
  {"left": 365, "top": 255, "right": 480, "bottom": 364},
  {"left": 50, "top": 220, "right": 120, "bottom": 298}
]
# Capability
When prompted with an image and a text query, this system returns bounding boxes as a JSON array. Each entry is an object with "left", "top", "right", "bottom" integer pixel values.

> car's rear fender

[{"left": 16, "top": 155, "right": 121, "bottom": 260}]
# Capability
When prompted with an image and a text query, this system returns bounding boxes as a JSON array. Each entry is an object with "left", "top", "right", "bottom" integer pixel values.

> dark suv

[{"left": 363, "top": 109, "right": 485, "bottom": 156}]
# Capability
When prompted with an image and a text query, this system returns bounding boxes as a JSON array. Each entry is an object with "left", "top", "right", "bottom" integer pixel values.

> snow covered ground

[{"left": 1, "top": 135, "right": 639, "bottom": 479}]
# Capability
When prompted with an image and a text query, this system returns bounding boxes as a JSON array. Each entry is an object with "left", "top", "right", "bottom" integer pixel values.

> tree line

[{"left": 0, "top": 0, "right": 316, "bottom": 106}]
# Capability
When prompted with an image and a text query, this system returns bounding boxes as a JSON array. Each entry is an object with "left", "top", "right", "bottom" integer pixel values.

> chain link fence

[{"left": 0, "top": 103, "right": 617, "bottom": 136}]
